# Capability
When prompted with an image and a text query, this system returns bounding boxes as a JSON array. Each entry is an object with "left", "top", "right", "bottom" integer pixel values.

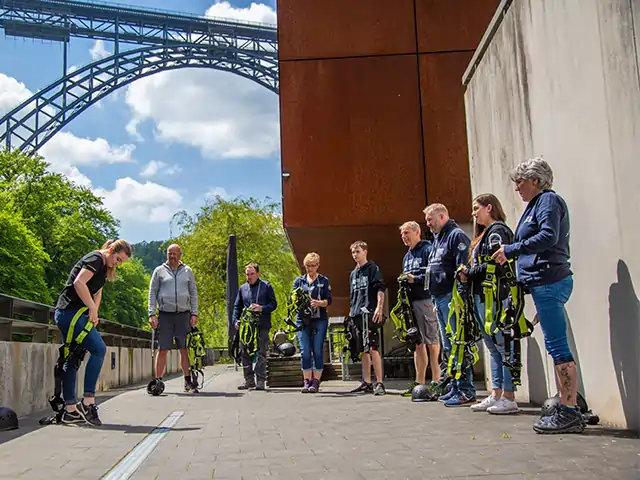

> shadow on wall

[
  {"left": 609, "top": 259, "right": 640, "bottom": 432},
  {"left": 565, "top": 309, "right": 586, "bottom": 398},
  {"left": 526, "top": 335, "right": 548, "bottom": 405}
]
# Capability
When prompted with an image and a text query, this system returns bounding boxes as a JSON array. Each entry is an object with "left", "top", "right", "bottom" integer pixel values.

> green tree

[
  {"left": 0, "top": 148, "right": 119, "bottom": 299},
  {"left": 132, "top": 240, "right": 167, "bottom": 273},
  {"left": 0, "top": 208, "right": 52, "bottom": 304},
  {"left": 99, "top": 258, "right": 151, "bottom": 328},
  {"left": 176, "top": 197, "right": 300, "bottom": 347}
]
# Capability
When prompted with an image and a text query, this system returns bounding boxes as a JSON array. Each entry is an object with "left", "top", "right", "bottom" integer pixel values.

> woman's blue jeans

[
  {"left": 54, "top": 309, "right": 107, "bottom": 405},
  {"left": 297, "top": 318, "right": 328, "bottom": 372},
  {"left": 529, "top": 275, "right": 575, "bottom": 365},
  {"left": 473, "top": 295, "right": 515, "bottom": 393}
]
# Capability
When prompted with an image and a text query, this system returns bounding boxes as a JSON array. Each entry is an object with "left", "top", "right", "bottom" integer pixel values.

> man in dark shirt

[
  {"left": 348, "top": 241, "right": 387, "bottom": 396},
  {"left": 233, "top": 263, "right": 278, "bottom": 390}
]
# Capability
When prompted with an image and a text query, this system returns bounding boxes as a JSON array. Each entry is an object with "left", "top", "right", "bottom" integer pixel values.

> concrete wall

[
  {"left": 0, "top": 341, "right": 182, "bottom": 417},
  {"left": 463, "top": 0, "right": 640, "bottom": 430}
]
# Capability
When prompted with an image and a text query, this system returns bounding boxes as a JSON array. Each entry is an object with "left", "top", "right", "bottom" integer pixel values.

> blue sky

[{"left": 0, "top": 0, "right": 281, "bottom": 243}]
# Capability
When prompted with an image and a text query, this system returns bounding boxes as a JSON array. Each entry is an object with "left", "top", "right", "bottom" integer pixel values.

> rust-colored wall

[
  {"left": 280, "top": 55, "right": 425, "bottom": 228},
  {"left": 420, "top": 52, "right": 475, "bottom": 221},
  {"left": 277, "top": 0, "right": 417, "bottom": 60},
  {"left": 415, "top": 0, "right": 501, "bottom": 52},
  {"left": 277, "top": 0, "right": 498, "bottom": 316}
]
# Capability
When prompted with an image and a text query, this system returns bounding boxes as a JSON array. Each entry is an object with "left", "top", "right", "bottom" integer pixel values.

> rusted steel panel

[
  {"left": 415, "top": 0, "right": 500, "bottom": 53},
  {"left": 280, "top": 55, "right": 426, "bottom": 229},
  {"left": 419, "top": 52, "right": 474, "bottom": 223},
  {"left": 286, "top": 224, "right": 423, "bottom": 317},
  {"left": 276, "top": 0, "right": 417, "bottom": 61}
]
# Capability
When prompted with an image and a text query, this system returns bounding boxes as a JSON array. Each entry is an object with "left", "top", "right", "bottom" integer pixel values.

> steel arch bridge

[{"left": 0, "top": 0, "right": 279, "bottom": 152}]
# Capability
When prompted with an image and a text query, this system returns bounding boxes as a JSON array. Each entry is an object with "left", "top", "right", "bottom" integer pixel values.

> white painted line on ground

[{"left": 101, "top": 410, "right": 184, "bottom": 480}]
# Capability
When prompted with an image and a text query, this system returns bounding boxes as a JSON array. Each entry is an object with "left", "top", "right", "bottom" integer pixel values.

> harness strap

[
  {"left": 63, "top": 307, "right": 92, "bottom": 358},
  {"left": 389, "top": 277, "right": 419, "bottom": 345},
  {"left": 446, "top": 280, "right": 480, "bottom": 381}
]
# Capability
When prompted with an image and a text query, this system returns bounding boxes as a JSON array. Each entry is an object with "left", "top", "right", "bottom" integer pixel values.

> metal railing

[{"left": 0, "top": 292, "right": 153, "bottom": 348}]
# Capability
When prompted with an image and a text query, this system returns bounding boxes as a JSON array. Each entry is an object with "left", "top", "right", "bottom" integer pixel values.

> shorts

[
  {"left": 411, "top": 299, "right": 440, "bottom": 345},
  {"left": 351, "top": 314, "right": 381, "bottom": 353},
  {"left": 157, "top": 311, "right": 191, "bottom": 350}
]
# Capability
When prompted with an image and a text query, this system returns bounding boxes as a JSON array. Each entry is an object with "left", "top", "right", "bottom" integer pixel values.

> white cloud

[
  {"left": 205, "top": 186, "right": 230, "bottom": 200},
  {"left": 94, "top": 177, "right": 183, "bottom": 223},
  {"left": 140, "top": 160, "right": 182, "bottom": 178},
  {"left": 90, "top": 40, "right": 111, "bottom": 61},
  {"left": 0, "top": 73, "right": 32, "bottom": 116},
  {"left": 205, "top": 1, "right": 277, "bottom": 24},
  {"left": 125, "top": 68, "right": 279, "bottom": 159}
]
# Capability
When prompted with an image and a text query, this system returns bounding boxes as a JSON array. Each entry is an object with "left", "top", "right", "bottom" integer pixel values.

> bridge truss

[{"left": 0, "top": 0, "right": 279, "bottom": 152}]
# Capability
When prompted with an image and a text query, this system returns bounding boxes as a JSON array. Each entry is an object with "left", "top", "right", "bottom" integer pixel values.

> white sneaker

[
  {"left": 487, "top": 397, "right": 519, "bottom": 415},
  {"left": 470, "top": 395, "right": 499, "bottom": 412}
]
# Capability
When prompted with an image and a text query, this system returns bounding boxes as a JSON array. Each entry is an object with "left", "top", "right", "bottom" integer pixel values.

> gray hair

[
  {"left": 510, "top": 157, "right": 554, "bottom": 190},
  {"left": 399, "top": 221, "right": 421, "bottom": 233}
]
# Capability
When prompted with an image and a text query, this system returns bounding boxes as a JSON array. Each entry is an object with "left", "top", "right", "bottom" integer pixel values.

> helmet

[
  {"left": 542, "top": 392, "right": 590, "bottom": 417},
  {"left": 272, "top": 331, "right": 287, "bottom": 348},
  {"left": 146, "top": 378, "right": 165, "bottom": 396},
  {"left": 411, "top": 384, "right": 436, "bottom": 402},
  {"left": 0, "top": 407, "right": 18, "bottom": 431},
  {"left": 277, "top": 342, "right": 296, "bottom": 357}
]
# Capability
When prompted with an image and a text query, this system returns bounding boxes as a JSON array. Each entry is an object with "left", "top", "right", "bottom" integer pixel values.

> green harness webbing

[
  {"left": 446, "top": 278, "right": 481, "bottom": 381},
  {"left": 479, "top": 256, "right": 534, "bottom": 385},
  {"left": 285, "top": 287, "right": 313, "bottom": 330},
  {"left": 64, "top": 307, "right": 93, "bottom": 358},
  {"left": 238, "top": 307, "right": 260, "bottom": 357},
  {"left": 389, "top": 275, "right": 419, "bottom": 345},
  {"left": 187, "top": 328, "right": 206, "bottom": 387}
]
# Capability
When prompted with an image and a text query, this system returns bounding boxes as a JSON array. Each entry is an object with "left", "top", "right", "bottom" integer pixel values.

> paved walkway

[{"left": 0, "top": 365, "right": 638, "bottom": 479}]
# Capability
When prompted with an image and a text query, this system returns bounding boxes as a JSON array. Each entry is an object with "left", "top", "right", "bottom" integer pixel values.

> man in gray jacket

[{"left": 148, "top": 244, "right": 199, "bottom": 392}]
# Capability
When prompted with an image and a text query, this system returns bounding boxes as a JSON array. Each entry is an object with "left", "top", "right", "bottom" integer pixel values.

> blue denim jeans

[
  {"left": 473, "top": 295, "right": 515, "bottom": 393},
  {"left": 433, "top": 292, "right": 475, "bottom": 398},
  {"left": 297, "top": 318, "right": 328, "bottom": 371},
  {"left": 54, "top": 309, "right": 107, "bottom": 405},
  {"left": 529, "top": 275, "right": 575, "bottom": 365}
]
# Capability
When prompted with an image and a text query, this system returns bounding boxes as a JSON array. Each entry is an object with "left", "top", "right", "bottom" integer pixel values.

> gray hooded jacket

[{"left": 148, "top": 262, "right": 199, "bottom": 316}]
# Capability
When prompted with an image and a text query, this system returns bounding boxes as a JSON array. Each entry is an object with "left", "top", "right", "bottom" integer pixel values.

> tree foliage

[
  {"left": 0, "top": 148, "right": 119, "bottom": 300},
  {"left": 100, "top": 258, "right": 151, "bottom": 328},
  {"left": 132, "top": 240, "right": 167, "bottom": 274},
  {"left": 177, "top": 197, "right": 300, "bottom": 347}
]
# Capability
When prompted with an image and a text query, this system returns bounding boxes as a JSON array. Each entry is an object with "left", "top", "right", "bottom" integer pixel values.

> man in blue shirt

[
  {"left": 424, "top": 203, "right": 476, "bottom": 407},
  {"left": 399, "top": 221, "right": 441, "bottom": 397},
  {"left": 233, "top": 263, "right": 278, "bottom": 390}
]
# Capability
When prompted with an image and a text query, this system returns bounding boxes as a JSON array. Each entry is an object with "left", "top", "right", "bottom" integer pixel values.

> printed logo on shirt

[{"left": 457, "top": 242, "right": 467, "bottom": 251}]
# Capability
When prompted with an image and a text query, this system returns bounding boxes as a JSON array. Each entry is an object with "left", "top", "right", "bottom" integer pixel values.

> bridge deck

[{"left": 0, "top": 366, "right": 637, "bottom": 479}]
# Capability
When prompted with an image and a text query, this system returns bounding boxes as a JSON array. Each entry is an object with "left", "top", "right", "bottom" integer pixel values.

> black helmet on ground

[
  {"left": 277, "top": 342, "right": 296, "bottom": 357},
  {"left": 147, "top": 378, "right": 165, "bottom": 396},
  {"left": 411, "top": 384, "right": 436, "bottom": 402},
  {"left": 0, "top": 407, "right": 18, "bottom": 431}
]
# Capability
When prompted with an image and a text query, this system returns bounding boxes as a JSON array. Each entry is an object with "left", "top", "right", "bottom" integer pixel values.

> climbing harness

[
  {"left": 389, "top": 274, "right": 421, "bottom": 348},
  {"left": 477, "top": 240, "right": 534, "bottom": 386},
  {"left": 284, "top": 286, "right": 314, "bottom": 332},
  {"left": 238, "top": 307, "right": 261, "bottom": 357},
  {"left": 187, "top": 327, "right": 206, "bottom": 389},
  {"left": 446, "top": 273, "right": 482, "bottom": 382},
  {"left": 39, "top": 307, "right": 93, "bottom": 425}
]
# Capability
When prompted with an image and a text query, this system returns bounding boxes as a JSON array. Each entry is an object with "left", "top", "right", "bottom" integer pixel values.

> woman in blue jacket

[
  {"left": 293, "top": 252, "right": 332, "bottom": 393},
  {"left": 492, "top": 157, "right": 583, "bottom": 434}
]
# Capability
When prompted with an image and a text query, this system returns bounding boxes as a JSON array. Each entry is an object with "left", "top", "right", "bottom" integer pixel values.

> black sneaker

[
  {"left": 61, "top": 410, "right": 85, "bottom": 425},
  {"left": 185, "top": 378, "right": 200, "bottom": 393},
  {"left": 77, "top": 402, "right": 102, "bottom": 427},
  {"left": 254, "top": 381, "right": 266, "bottom": 391},
  {"left": 374, "top": 382, "right": 386, "bottom": 396},
  {"left": 350, "top": 381, "right": 374, "bottom": 394},
  {"left": 238, "top": 381, "right": 256, "bottom": 390},
  {"left": 533, "top": 405, "right": 585, "bottom": 434}
]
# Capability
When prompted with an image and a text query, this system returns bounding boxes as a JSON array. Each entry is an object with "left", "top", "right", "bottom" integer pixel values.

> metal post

[{"left": 62, "top": 40, "right": 68, "bottom": 123}]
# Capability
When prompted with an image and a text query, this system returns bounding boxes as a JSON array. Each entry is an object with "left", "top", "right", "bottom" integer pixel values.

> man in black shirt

[{"left": 347, "top": 241, "right": 387, "bottom": 395}]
